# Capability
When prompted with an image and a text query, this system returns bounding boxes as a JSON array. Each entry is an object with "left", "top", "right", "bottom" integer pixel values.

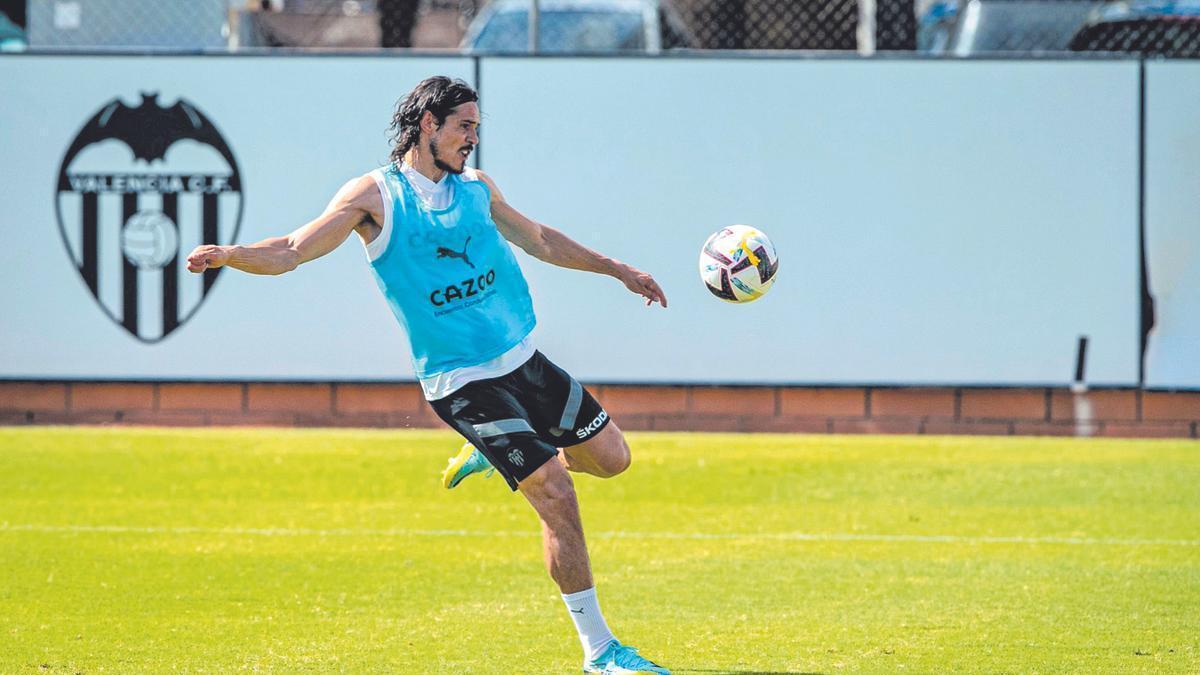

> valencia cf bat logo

[{"left": 55, "top": 93, "right": 243, "bottom": 343}]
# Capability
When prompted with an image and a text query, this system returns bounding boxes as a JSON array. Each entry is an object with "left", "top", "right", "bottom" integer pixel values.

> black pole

[
  {"left": 1137, "top": 60, "right": 1155, "bottom": 386},
  {"left": 1074, "top": 336, "right": 1089, "bottom": 384},
  {"left": 378, "top": 0, "right": 419, "bottom": 48}
]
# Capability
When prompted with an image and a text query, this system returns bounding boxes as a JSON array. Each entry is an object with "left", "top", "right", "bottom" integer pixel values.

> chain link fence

[
  {"left": 6, "top": 0, "right": 1198, "bottom": 56},
  {"left": 921, "top": 0, "right": 1200, "bottom": 57},
  {"left": 24, "top": 0, "right": 231, "bottom": 49}
]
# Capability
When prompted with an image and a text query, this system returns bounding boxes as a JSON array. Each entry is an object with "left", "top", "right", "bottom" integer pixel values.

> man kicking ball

[{"left": 186, "top": 76, "right": 670, "bottom": 674}]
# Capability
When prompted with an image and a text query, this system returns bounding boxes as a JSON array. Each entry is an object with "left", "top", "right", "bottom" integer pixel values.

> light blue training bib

[{"left": 367, "top": 164, "right": 536, "bottom": 378}]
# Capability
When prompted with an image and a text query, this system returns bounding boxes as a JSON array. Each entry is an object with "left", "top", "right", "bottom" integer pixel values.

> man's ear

[{"left": 420, "top": 110, "right": 439, "bottom": 134}]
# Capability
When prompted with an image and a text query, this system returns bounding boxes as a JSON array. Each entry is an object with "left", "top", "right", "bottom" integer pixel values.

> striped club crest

[{"left": 54, "top": 93, "right": 243, "bottom": 343}]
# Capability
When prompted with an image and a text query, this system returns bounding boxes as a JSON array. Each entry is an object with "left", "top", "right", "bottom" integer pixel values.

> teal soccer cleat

[
  {"left": 583, "top": 641, "right": 670, "bottom": 674},
  {"left": 441, "top": 442, "right": 494, "bottom": 489}
]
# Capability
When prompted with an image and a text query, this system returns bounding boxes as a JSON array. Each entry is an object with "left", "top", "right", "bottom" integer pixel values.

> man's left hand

[{"left": 619, "top": 266, "right": 668, "bottom": 308}]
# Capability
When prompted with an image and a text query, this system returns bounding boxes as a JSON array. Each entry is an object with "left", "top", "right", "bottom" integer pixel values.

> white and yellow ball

[{"left": 699, "top": 225, "right": 779, "bottom": 303}]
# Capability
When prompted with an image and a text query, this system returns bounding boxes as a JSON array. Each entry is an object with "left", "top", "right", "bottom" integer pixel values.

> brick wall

[{"left": 1, "top": 381, "right": 1198, "bottom": 439}]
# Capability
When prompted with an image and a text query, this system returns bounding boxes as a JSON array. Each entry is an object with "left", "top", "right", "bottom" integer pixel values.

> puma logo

[
  {"left": 570, "top": 608, "right": 585, "bottom": 614},
  {"left": 436, "top": 236, "right": 475, "bottom": 269}
]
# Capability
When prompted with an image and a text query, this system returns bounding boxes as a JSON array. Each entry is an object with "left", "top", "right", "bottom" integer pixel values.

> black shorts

[{"left": 428, "top": 351, "right": 611, "bottom": 490}]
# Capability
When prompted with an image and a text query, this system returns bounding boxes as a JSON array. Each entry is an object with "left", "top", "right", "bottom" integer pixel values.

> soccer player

[{"left": 185, "top": 76, "right": 670, "bottom": 674}]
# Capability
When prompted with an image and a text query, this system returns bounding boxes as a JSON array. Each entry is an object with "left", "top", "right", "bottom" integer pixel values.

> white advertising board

[
  {"left": 481, "top": 58, "right": 1141, "bottom": 385},
  {"left": 1, "top": 54, "right": 473, "bottom": 380},
  {"left": 1145, "top": 61, "right": 1200, "bottom": 390},
  {"left": 0, "top": 55, "right": 1142, "bottom": 385}
]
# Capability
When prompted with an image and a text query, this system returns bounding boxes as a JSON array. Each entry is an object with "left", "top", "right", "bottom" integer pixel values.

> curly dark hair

[{"left": 387, "top": 76, "right": 479, "bottom": 166}]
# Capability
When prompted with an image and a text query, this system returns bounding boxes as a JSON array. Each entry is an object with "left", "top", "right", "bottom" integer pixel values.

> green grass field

[{"left": 1, "top": 427, "right": 1197, "bottom": 674}]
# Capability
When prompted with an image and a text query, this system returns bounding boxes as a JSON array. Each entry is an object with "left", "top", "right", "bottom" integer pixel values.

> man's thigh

[
  {"left": 518, "top": 351, "right": 612, "bottom": 446},
  {"left": 561, "top": 420, "right": 630, "bottom": 473},
  {"left": 428, "top": 379, "right": 559, "bottom": 491}
]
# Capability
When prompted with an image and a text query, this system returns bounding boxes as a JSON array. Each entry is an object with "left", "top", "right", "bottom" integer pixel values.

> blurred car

[
  {"left": 0, "top": 11, "right": 26, "bottom": 51},
  {"left": 920, "top": 0, "right": 1107, "bottom": 55},
  {"left": 1069, "top": 0, "right": 1200, "bottom": 56},
  {"left": 460, "top": 0, "right": 696, "bottom": 54}
]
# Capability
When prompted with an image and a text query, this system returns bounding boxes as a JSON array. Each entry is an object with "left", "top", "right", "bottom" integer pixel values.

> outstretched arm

[
  {"left": 186, "top": 176, "right": 381, "bottom": 276},
  {"left": 477, "top": 171, "right": 667, "bottom": 308}
]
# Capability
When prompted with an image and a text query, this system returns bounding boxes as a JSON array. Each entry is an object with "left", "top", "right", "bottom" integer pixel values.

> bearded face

[{"left": 428, "top": 102, "right": 479, "bottom": 175}]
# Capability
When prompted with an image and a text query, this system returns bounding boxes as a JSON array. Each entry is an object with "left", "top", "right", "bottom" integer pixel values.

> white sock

[{"left": 561, "top": 587, "right": 616, "bottom": 661}]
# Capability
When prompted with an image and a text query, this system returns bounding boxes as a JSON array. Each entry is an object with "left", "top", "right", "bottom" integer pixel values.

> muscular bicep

[{"left": 288, "top": 176, "right": 380, "bottom": 264}]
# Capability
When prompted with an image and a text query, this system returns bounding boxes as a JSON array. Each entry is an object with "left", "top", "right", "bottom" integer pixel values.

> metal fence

[{"left": 6, "top": 0, "right": 1199, "bottom": 56}]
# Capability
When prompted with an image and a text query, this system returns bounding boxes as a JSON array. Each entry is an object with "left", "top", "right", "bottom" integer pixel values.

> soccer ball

[{"left": 699, "top": 225, "right": 780, "bottom": 303}]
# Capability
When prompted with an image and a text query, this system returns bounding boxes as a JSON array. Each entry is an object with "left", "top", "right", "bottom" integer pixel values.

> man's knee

[
  {"left": 592, "top": 430, "right": 631, "bottom": 478},
  {"left": 520, "top": 458, "right": 579, "bottom": 508}
]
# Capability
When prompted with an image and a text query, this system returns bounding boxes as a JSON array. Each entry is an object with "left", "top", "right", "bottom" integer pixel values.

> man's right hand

[{"left": 186, "top": 245, "right": 233, "bottom": 273}]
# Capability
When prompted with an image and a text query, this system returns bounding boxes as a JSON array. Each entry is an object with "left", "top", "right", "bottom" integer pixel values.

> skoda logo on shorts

[
  {"left": 55, "top": 93, "right": 243, "bottom": 343},
  {"left": 507, "top": 448, "right": 525, "bottom": 467}
]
